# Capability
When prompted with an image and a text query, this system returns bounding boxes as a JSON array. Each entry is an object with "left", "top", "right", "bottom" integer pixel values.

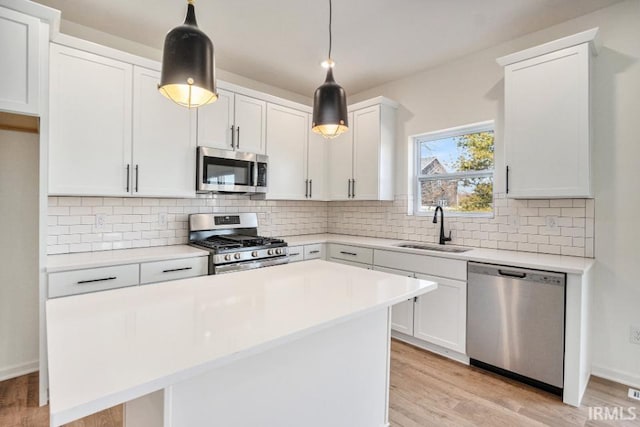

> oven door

[
  {"left": 197, "top": 147, "right": 265, "bottom": 193},
  {"left": 213, "top": 256, "right": 289, "bottom": 274}
]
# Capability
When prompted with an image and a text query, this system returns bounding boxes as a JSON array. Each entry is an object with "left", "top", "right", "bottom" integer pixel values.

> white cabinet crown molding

[
  {"left": 348, "top": 96, "right": 398, "bottom": 112},
  {"left": 496, "top": 27, "right": 599, "bottom": 66},
  {"left": 0, "top": 0, "right": 60, "bottom": 35}
]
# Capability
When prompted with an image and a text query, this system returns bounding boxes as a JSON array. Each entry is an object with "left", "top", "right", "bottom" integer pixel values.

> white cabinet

[
  {"left": 234, "top": 94, "right": 266, "bottom": 154},
  {"left": 196, "top": 88, "right": 235, "bottom": 150},
  {"left": 326, "top": 99, "right": 396, "bottom": 201},
  {"left": 266, "top": 104, "right": 308, "bottom": 199},
  {"left": 266, "top": 104, "right": 327, "bottom": 200},
  {"left": 413, "top": 274, "right": 467, "bottom": 354},
  {"left": 139, "top": 257, "right": 208, "bottom": 285},
  {"left": 373, "top": 266, "right": 415, "bottom": 336},
  {"left": 328, "top": 244, "right": 374, "bottom": 265},
  {"left": 288, "top": 246, "right": 305, "bottom": 263},
  {"left": 132, "top": 66, "right": 196, "bottom": 198},
  {"left": 50, "top": 45, "right": 198, "bottom": 197},
  {"left": 499, "top": 30, "right": 597, "bottom": 198},
  {"left": 49, "top": 44, "right": 133, "bottom": 196},
  {"left": 327, "top": 112, "right": 354, "bottom": 200},
  {"left": 0, "top": 6, "right": 40, "bottom": 115},
  {"left": 197, "top": 92, "right": 266, "bottom": 154},
  {"left": 48, "top": 264, "right": 139, "bottom": 298},
  {"left": 303, "top": 244, "right": 324, "bottom": 260}
]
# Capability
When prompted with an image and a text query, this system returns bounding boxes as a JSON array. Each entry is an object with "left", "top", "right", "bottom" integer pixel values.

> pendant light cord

[{"left": 328, "top": 0, "right": 332, "bottom": 60}]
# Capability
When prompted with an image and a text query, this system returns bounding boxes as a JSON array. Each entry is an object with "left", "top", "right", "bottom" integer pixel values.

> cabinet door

[
  {"left": 132, "top": 66, "right": 196, "bottom": 198},
  {"left": 266, "top": 104, "right": 308, "bottom": 199},
  {"left": 373, "top": 266, "right": 415, "bottom": 335},
  {"left": 49, "top": 44, "right": 133, "bottom": 196},
  {"left": 197, "top": 88, "right": 234, "bottom": 150},
  {"left": 0, "top": 7, "right": 39, "bottom": 115},
  {"left": 307, "top": 123, "right": 327, "bottom": 200},
  {"left": 413, "top": 274, "right": 466, "bottom": 353},
  {"left": 504, "top": 43, "right": 591, "bottom": 198},
  {"left": 327, "top": 112, "right": 354, "bottom": 200},
  {"left": 234, "top": 94, "right": 266, "bottom": 154},
  {"left": 353, "top": 105, "right": 381, "bottom": 200}
]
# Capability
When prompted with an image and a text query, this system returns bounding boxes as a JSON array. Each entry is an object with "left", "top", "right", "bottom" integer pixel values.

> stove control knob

[
  {"left": 276, "top": 248, "right": 283, "bottom": 255},
  {"left": 224, "top": 254, "right": 232, "bottom": 261},
  {"left": 251, "top": 251, "right": 258, "bottom": 257},
  {"left": 267, "top": 249, "right": 274, "bottom": 255},
  {"left": 234, "top": 253, "right": 241, "bottom": 260}
]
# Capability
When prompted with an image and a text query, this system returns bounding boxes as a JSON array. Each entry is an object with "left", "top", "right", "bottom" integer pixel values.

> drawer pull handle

[
  {"left": 340, "top": 251, "right": 357, "bottom": 256},
  {"left": 77, "top": 277, "right": 116, "bottom": 285},
  {"left": 290, "top": 253, "right": 301, "bottom": 256},
  {"left": 162, "top": 267, "right": 193, "bottom": 273},
  {"left": 308, "top": 250, "right": 320, "bottom": 254},
  {"left": 498, "top": 269, "right": 527, "bottom": 279}
]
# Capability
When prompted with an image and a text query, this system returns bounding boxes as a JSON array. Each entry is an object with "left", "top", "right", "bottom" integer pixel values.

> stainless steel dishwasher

[{"left": 467, "top": 262, "right": 566, "bottom": 395}]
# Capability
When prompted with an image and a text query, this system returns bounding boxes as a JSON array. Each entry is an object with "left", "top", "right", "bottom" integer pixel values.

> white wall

[
  {"left": 59, "top": 19, "right": 312, "bottom": 106},
  {"left": 350, "top": 0, "right": 640, "bottom": 386},
  {"left": 0, "top": 129, "right": 39, "bottom": 380}
]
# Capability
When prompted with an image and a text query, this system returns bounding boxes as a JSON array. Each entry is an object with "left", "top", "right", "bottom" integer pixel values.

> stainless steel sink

[{"left": 394, "top": 243, "right": 472, "bottom": 253}]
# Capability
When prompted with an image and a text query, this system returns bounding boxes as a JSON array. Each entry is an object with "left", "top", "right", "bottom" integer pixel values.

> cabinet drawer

[
  {"left": 328, "top": 244, "right": 373, "bottom": 265},
  {"left": 304, "top": 244, "right": 324, "bottom": 260},
  {"left": 374, "top": 250, "right": 466, "bottom": 281},
  {"left": 329, "top": 258, "right": 372, "bottom": 270},
  {"left": 49, "top": 264, "right": 139, "bottom": 298},
  {"left": 288, "top": 246, "right": 304, "bottom": 263},
  {"left": 140, "top": 257, "right": 208, "bottom": 285}
]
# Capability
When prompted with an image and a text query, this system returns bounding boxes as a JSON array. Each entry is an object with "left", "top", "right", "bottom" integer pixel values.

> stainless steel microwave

[{"left": 197, "top": 147, "right": 268, "bottom": 194}]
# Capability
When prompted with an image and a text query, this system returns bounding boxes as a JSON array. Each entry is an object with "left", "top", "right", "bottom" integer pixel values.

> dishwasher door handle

[{"left": 497, "top": 269, "right": 527, "bottom": 279}]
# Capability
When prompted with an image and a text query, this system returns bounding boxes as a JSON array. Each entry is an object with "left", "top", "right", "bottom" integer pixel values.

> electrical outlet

[
  {"left": 95, "top": 214, "right": 106, "bottom": 230},
  {"left": 630, "top": 325, "right": 640, "bottom": 345},
  {"left": 629, "top": 388, "right": 640, "bottom": 401},
  {"left": 545, "top": 216, "right": 558, "bottom": 228},
  {"left": 158, "top": 212, "right": 168, "bottom": 226}
]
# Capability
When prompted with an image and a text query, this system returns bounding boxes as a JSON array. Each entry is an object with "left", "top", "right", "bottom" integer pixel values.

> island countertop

[{"left": 46, "top": 260, "right": 437, "bottom": 426}]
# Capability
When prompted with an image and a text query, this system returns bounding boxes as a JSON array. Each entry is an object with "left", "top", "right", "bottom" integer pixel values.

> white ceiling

[{"left": 34, "top": 0, "right": 620, "bottom": 96}]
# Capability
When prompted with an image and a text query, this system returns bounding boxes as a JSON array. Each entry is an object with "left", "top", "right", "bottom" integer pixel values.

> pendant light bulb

[
  {"left": 159, "top": 0, "right": 217, "bottom": 108},
  {"left": 312, "top": 0, "right": 349, "bottom": 139}
]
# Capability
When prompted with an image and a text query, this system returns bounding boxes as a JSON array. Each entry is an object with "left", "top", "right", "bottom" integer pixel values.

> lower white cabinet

[
  {"left": 288, "top": 246, "right": 305, "bottom": 262},
  {"left": 373, "top": 266, "right": 415, "bottom": 336},
  {"left": 329, "top": 258, "right": 372, "bottom": 270},
  {"left": 328, "top": 244, "right": 374, "bottom": 265},
  {"left": 48, "top": 264, "right": 139, "bottom": 298},
  {"left": 413, "top": 273, "right": 467, "bottom": 354},
  {"left": 304, "top": 244, "right": 324, "bottom": 260},
  {"left": 140, "top": 257, "right": 208, "bottom": 285}
]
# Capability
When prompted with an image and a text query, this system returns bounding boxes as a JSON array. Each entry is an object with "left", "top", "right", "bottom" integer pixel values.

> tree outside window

[{"left": 415, "top": 122, "right": 494, "bottom": 216}]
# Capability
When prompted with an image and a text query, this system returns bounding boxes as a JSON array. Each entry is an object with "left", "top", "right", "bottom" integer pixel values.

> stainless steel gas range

[{"left": 188, "top": 213, "right": 288, "bottom": 274}]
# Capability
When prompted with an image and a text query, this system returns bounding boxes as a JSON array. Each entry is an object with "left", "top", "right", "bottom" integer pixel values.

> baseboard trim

[
  {"left": 591, "top": 364, "right": 640, "bottom": 389},
  {"left": 391, "top": 332, "right": 470, "bottom": 365},
  {"left": 0, "top": 360, "right": 38, "bottom": 382}
]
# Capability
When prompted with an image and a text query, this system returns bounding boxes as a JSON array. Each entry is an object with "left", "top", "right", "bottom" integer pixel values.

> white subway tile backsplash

[{"left": 47, "top": 194, "right": 592, "bottom": 258}]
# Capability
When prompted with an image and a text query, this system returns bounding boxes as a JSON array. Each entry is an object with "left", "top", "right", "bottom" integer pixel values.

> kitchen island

[{"left": 46, "top": 260, "right": 436, "bottom": 427}]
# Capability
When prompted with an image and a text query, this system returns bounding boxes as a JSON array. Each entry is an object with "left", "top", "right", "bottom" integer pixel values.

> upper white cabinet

[
  {"left": 327, "top": 99, "right": 396, "bottom": 201},
  {"left": 49, "top": 44, "right": 133, "bottom": 196},
  {"left": 197, "top": 91, "right": 266, "bottom": 154},
  {"left": 49, "top": 44, "right": 196, "bottom": 197},
  {"left": 498, "top": 28, "right": 597, "bottom": 199},
  {"left": 266, "top": 104, "right": 308, "bottom": 199},
  {"left": 132, "top": 66, "right": 196, "bottom": 198},
  {"left": 0, "top": 6, "right": 40, "bottom": 115},
  {"left": 266, "top": 104, "right": 327, "bottom": 200},
  {"left": 196, "top": 88, "right": 235, "bottom": 150},
  {"left": 234, "top": 94, "right": 266, "bottom": 154}
]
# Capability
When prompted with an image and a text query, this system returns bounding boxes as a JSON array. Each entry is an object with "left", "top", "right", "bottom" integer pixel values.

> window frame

[{"left": 413, "top": 120, "right": 495, "bottom": 218}]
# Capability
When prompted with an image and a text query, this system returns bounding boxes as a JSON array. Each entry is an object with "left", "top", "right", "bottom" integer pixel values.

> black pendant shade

[
  {"left": 312, "top": 68, "right": 349, "bottom": 138},
  {"left": 159, "top": 0, "right": 217, "bottom": 108}
]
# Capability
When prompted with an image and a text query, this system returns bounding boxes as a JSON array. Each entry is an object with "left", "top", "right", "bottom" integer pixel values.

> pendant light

[
  {"left": 158, "top": 0, "right": 217, "bottom": 108},
  {"left": 312, "top": 0, "right": 349, "bottom": 139}
]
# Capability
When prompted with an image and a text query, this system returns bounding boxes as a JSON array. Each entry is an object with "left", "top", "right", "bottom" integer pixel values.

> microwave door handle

[{"left": 253, "top": 161, "right": 258, "bottom": 187}]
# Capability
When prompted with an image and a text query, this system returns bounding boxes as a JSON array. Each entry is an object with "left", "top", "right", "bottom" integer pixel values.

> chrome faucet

[{"left": 433, "top": 206, "right": 452, "bottom": 245}]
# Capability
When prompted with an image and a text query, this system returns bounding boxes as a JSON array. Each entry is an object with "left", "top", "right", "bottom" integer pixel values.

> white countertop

[
  {"left": 284, "top": 234, "right": 595, "bottom": 274},
  {"left": 46, "top": 260, "right": 436, "bottom": 426},
  {"left": 46, "top": 245, "right": 209, "bottom": 273}
]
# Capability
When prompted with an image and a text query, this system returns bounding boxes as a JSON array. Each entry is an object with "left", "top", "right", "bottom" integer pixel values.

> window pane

[
  {"left": 419, "top": 176, "right": 494, "bottom": 214},
  {"left": 419, "top": 131, "right": 494, "bottom": 175}
]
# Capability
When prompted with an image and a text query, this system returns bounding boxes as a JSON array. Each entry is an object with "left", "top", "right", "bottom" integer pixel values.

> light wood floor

[{"left": 1, "top": 340, "right": 637, "bottom": 426}]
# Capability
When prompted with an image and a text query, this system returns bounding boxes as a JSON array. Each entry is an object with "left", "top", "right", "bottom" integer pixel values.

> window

[{"left": 414, "top": 121, "right": 494, "bottom": 217}]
